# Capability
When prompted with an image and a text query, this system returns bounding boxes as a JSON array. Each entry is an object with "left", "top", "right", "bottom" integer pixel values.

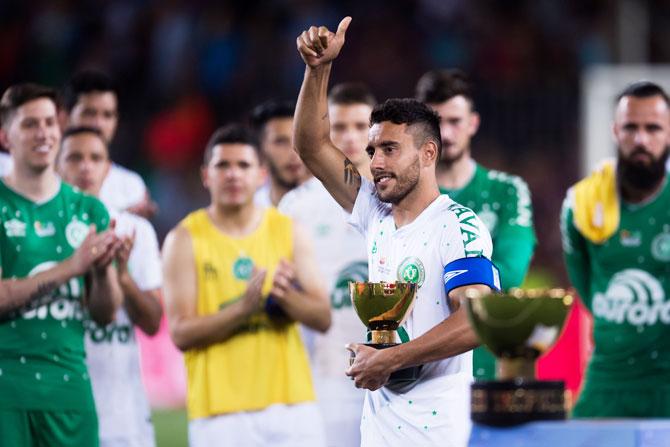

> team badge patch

[
  {"left": 232, "top": 256, "right": 254, "bottom": 280},
  {"left": 65, "top": 218, "right": 90, "bottom": 248},
  {"left": 651, "top": 233, "right": 670, "bottom": 262},
  {"left": 397, "top": 256, "right": 425, "bottom": 287}
]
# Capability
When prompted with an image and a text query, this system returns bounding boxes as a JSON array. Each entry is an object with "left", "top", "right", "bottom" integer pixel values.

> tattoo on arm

[
  {"left": 0, "top": 280, "right": 60, "bottom": 322},
  {"left": 344, "top": 159, "right": 362, "bottom": 192}
]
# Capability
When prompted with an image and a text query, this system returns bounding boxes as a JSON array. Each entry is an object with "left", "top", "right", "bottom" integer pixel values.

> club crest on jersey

[
  {"left": 232, "top": 256, "right": 254, "bottom": 280},
  {"left": 65, "top": 218, "right": 89, "bottom": 248},
  {"left": 4, "top": 218, "right": 26, "bottom": 237},
  {"left": 397, "top": 256, "right": 425, "bottom": 287},
  {"left": 651, "top": 233, "right": 670, "bottom": 262}
]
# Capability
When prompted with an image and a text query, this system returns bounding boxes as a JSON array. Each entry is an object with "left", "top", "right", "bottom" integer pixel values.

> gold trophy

[
  {"left": 349, "top": 281, "right": 422, "bottom": 385},
  {"left": 465, "top": 288, "right": 573, "bottom": 426}
]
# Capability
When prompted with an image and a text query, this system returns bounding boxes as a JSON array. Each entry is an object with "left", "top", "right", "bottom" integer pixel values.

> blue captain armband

[{"left": 443, "top": 257, "right": 501, "bottom": 295}]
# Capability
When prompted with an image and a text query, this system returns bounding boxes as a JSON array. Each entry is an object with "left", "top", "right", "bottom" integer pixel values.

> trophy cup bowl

[
  {"left": 465, "top": 288, "right": 574, "bottom": 426},
  {"left": 349, "top": 281, "right": 422, "bottom": 386}
]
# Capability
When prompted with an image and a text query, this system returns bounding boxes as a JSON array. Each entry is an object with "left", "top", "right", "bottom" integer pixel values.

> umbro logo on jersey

[
  {"left": 4, "top": 218, "right": 26, "bottom": 237},
  {"left": 204, "top": 262, "right": 219, "bottom": 280},
  {"left": 35, "top": 221, "right": 55, "bottom": 237},
  {"left": 619, "top": 229, "right": 641, "bottom": 247},
  {"left": 443, "top": 269, "right": 468, "bottom": 283}
]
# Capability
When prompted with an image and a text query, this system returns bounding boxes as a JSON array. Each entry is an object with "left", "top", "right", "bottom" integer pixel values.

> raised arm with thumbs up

[{"left": 294, "top": 17, "right": 362, "bottom": 213}]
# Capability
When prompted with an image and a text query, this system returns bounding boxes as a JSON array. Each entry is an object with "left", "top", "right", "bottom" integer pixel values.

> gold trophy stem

[
  {"left": 497, "top": 358, "right": 536, "bottom": 381},
  {"left": 370, "top": 330, "right": 396, "bottom": 344}
]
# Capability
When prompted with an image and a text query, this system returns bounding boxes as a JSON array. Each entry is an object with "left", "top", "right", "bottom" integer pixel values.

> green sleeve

[
  {"left": 492, "top": 225, "right": 536, "bottom": 290},
  {"left": 560, "top": 192, "right": 591, "bottom": 303},
  {"left": 491, "top": 175, "right": 536, "bottom": 290}
]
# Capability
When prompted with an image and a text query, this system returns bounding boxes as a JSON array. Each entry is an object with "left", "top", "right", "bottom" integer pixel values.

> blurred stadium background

[{"left": 2, "top": 1, "right": 670, "bottom": 446}]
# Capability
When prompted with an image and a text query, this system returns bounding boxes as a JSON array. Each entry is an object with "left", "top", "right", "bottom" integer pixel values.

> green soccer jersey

[
  {"left": 0, "top": 180, "right": 109, "bottom": 411},
  {"left": 441, "top": 162, "right": 537, "bottom": 380},
  {"left": 561, "top": 179, "right": 670, "bottom": 400}
]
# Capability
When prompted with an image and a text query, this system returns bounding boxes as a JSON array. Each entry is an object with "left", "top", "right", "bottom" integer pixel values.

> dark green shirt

[{"left": 561, "top": 179, "right": 670, "bottom": 390}]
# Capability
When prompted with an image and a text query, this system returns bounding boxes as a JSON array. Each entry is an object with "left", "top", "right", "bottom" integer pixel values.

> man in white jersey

[
  {"left": 250, "top": 100, "right": 311, "bottom": 207},
  {"left": 62, "top": 70, "right": 157, "bottom": 217},
  {"left": 279, "top": 82, "right": 375, "bottom": 446},
  {"left": 57, "top": 126, "right": 163, "bottom": 447},
  {"left": 294, "top": 18, "right": 499, "bottom": 446}
]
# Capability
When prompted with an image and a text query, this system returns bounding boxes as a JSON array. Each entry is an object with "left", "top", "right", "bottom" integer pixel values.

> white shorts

[
  {"left": 189, "top": 402, "right": 326, "bottom": 447},
  {"left": 361, "top": 372, "right": 472, "bottom": 447},
  {"left": 314, "top": 376, "right": 366, "bottom": 447}
]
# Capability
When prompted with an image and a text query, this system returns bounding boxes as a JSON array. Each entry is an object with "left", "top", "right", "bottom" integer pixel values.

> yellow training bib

[{"left": 181, "top": 208, "right": 315, "bottom": 419}]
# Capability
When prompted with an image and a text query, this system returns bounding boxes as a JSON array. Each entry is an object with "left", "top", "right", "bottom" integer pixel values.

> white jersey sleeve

[
  {"left": 99, "top": 163, "right": 147, "bottom": 212},
  {"left": 440, "top": 201, "right": 493, "bottom": 266}
]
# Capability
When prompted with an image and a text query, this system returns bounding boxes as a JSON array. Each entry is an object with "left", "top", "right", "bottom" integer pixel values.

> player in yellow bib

[{"left": 162, "top": 123, "right": 331, "bottom": 447}]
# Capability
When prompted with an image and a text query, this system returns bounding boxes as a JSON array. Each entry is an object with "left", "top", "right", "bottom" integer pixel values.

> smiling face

[
  {"left": 202, "top": 143, "right": 265, "bottom": 209},
  {"left": 366, "top": 121, "right": 425, "bottom": 204},
  {"left": 1, "top": 97, "right": 61, "bottom": 174}
]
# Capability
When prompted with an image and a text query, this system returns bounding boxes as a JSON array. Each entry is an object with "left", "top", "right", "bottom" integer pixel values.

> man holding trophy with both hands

[{"left": 294, "top": 17, "right": 502, "bottom": 446}]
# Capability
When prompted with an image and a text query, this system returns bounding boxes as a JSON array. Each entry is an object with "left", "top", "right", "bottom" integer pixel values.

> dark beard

[
  {"left": 617, "top": 145, "right": 669, "bottom": 191},
  {"left": 267, "top": 159, "right": 299, "bottom": 190},
  {"left": 376, "top": 156, "right": 420, "bottom": 204}
]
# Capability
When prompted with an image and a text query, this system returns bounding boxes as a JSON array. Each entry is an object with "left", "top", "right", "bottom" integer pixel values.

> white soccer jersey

[
  {"left": 254, "top": 182, "right": 273, "bottom": 208},
  {"left": 86, "top": 210, "right": 162, "bottom": 447},
  {"left": 279, "top": 177, "right": 368, "bottom": 447},
  {"left": 99, "top": 163, "right": 147, "bottom": 212},
  {"left": 0, "top": 152, "right": 13, "bottom": 176},
  {"left": 349, "top": 178, "right": 492, "bottom": 447}
]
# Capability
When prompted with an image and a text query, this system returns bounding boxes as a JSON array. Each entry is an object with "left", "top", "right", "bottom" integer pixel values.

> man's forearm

[
  {"left": 387, "top": 307, "right": 479, "bottom": 370},
  {"left": 119, "top": 273, "right": 163, "bottom": 336},
  {"left": 87, "top": 265, "right": 122, "bottom": 326},
  {"left": 170, "top": 300, "right": 254, "bottom": 351},
  {"left": 0, "top": 260, "right": 77, "bottom": 319},
  {"left": 294, "top": 64, "right": 333, "bottom": 162},
  {"left": 276, "top": 289, "right": 331, "bottom": 333}
]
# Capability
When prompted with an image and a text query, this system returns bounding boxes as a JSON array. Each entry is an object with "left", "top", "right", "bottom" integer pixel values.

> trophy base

[
  {"left": 471, "top": 379, "right": 565, "bottom": 427},
  {"left": 368, "top": 343, "right": 422, "bottom": 385}
]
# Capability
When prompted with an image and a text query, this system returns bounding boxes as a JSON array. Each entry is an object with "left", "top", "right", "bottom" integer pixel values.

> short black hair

[
  {"left": 59, "top": 126, "right": 108, "bottom": 161},
  {"left": 329, "top": 82, "right": 377, "bottom": 107},
  {"left": 61, "top": 125, "right": 106, "bottom": 145},
  {"left": 204, "top": 123, "right": 260, "bottom": 165},
  {"left": 0, "top": 83, "right": 59, "bottom": 128},
  {"left": 249, "top": 100, "right": 294, "bottom": 134},
  {"left": 616, "top": 81, "right": 670, "bottom": 108},
  {"left": 370, "top": 98, "right": 442, "bottom": 160},
  {"left": 415, "top": 69, "right": 474, "bottom": 109},
  {"left": 62, "top": 70, "right": 118, "bottom": 113}
]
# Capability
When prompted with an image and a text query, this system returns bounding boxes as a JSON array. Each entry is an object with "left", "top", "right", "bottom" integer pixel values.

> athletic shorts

[
  {"left": 189, "top": 402, "right": 326, "bottom": 447},
  {"left": 0, "top": 408, "right": 98, "bottom": 447},
  {"left": 573, "top": 386, "right": 670, "bottom": 418}
]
